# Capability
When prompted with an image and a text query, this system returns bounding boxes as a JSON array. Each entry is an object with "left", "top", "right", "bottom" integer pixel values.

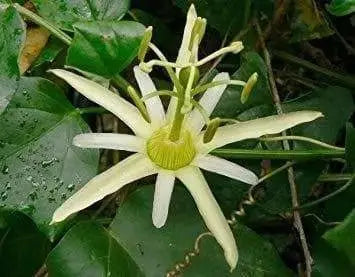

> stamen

[
  {"left": 181, "top": 66, "right": 196, "bottom": 114},
  {"left": 192, "top": 80, "right": 246, "bottom": 96},
  {"left": 203, "top": 118, "right": 221, "bottom": 143},
  {"left": 142, "top": 90, "right": 178, "bottom": 101},
  {"left": 241, "top": 72, "right": 258, "bottom": 104},
  {"left": 194, "top": 41, "right": 244, "bottom": 67},
  {"left": 191, "top": 99, "right": 210, "bottom": 124},
  {"left": 127, "top": 86, "right": 151, "bottom": 122},
  {"left": 138, "top": 26, "right": 153, "bottom": 62}
]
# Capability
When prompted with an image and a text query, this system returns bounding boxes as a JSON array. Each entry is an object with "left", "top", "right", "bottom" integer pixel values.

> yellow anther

[
  {"left": 241, "top": 72, "right": 258, "bottom": 104},
  {"left": 138, "top": 26, "right": 153, "bottom": 62},
  {"left": 203, "top": 117, "right": 221, "bottom": 143}
]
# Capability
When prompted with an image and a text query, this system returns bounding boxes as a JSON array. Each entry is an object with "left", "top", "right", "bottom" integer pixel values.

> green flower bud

[{"left": 179, "top": 66, "right": 200, "bottom": 88}]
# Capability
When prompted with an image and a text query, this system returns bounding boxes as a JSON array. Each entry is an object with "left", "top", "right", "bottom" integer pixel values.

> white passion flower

[{"left": 49, "top": 4, "right": 323, "bottom": 271}]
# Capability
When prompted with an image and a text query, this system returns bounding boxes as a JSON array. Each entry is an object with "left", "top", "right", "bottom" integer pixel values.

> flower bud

[{"left": 179, "top": 66, "right": 200, "bottom": 88}]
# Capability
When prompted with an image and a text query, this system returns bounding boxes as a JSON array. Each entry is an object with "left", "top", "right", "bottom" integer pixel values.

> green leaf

[
  {"left": 0, "top": 77, "right": 99, "bottom": 239},
  {"left": 0, "top": 6, "right": 25, "bottom": 78},
  {"left": 0, "top": 6, "right": 26, "bottom": 113},
  {"left": 66, "top": 21, "right": 145, "bottom": 78},
  {"left": 46, "top": 221, "right": 143, "bottom": 277},
  {"left": 32, "top": 0, "right": 131, "bottom": 31},
  {"left": 173, "top": 0, "right": 252, "bottom": 36},
  {"left": 345, "top": 123, "right": 355, "bottom": 171},
  {"left": 323, "top": 209, "right": 355, "bottom": 266},
  {"left": 0, "top": 211, "right": 50, "bottom": 277},
  {"left": 31, "top": 37, "right": 64, "bottom": 70},
  {"left": 312, "top": 238, "right": 355, "bottom": 277},
  {"left": 288, "top": 0, "right": 334, "bottom": 42},
  {"left": 327, "top": 0, "right": 355, "bottom": 16},
  {"left": 110, "top": 186, "right": 293, "bottom": 276}
]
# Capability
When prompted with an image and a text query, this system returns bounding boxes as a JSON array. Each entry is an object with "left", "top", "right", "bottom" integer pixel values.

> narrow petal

[
  {"left": 176, "top": 166, "right": 237, "bottom": 270},
  {"left": 51, "top": 154, "right": 157, "bottom": 224},
  {"left": 194, "top": 154, "right": 258, "bottom": 185},
  {"left": 187, "top": 72, "right": 230, "bottom": 135},
  {"left": 50, "top": 69, "right": 152, "bottom": 138},
  {"left": 133, "top": 66, "right": 165, "bottom": 128},
  {"left": 176, "top": 4, "right": 197, "bottom": 65},
  {"left": 73, "top": 133, "right": 145, "bottom": 153},
  {"left": 152, "top": 171, "right": 175, "bottom": 228},
  {"left": 198, "top": 111, "right": 323, "bottom": 153}
]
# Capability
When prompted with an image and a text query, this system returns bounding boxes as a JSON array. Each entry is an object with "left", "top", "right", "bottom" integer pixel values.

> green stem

[
  {"left": 298, "top": 175, "right": 355, "bottom": 210},
  {"left": 13, "top": 3, "right": 72, "bottom": 46},
  {"left": 318, "top": 173, "right": 352, "bottom": 182},
  {"left": 169, "top": 99, "right": 185, "bottom": 141},
  {"left": 78, "top": 107, "right": 108, "bottom": 115},
  {"left": 111, "top": 75, "right": 150, "bottom": 123},
  {"left": 273, "top": 50, "right": 355, "bottom": 89},
  {"left": 212, "top": 148, "right": 345, "bottom": 160}
]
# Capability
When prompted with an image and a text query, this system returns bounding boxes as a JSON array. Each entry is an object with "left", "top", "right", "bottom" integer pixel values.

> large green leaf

[
  {"left": 0, "top": 6, "right": 26, "bottom": 113},
  {"left": 312, "top": 238, "right": 354, "bottom": 277},
  {"left": 110, "top": 186, "right": 292, "bottom": 276},
  {"left": 173, "top": 0, "right": 252, "bottom": 36},
  {"left": 323, "top": 209, "right": 355, "bottom": 266},
  {"left": 66, "top": 21, "right": 145, "bottom": 78},
  {"left": 32, "top": 0, "right": 131, "bottom": 31},
  {"left": 327, "top": 0, "right": 355, "bottom": 16},
  {"left": 0, "top": 77, "right": 99, "bottom": 239},
  {"left": 0, "top": 211, "right": 50, "bottom": 277},
  {"left": 345, "top": 123, "right": 355, "bottom": 171},
  {"left": 46, "top": 221, "right": 143, "bottom": 277}
]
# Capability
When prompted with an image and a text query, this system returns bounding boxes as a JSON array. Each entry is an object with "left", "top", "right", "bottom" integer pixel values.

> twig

[
  {"left": 273, "top": 50, "right": 355, "bottom": 89},
  {"left": 304, "top": 214, "right": 340, "bottom": 226},
  {"left": 256, "top": 20, "right": 313, "bottom": 277},
  {"left": 34, "top": 264, "right": 47, "bottom": 277},
  {"left": 298, "top": 175, "right": 355, "bottom": 210}
]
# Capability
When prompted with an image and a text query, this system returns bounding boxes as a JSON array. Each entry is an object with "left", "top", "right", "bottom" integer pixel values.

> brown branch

[{"left": 255, "top": 20, "right": 313, "bottom": 277}]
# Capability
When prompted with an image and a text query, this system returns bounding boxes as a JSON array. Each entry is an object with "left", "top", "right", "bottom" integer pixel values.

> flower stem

[
  {"left": 13, "top": 3, "right": 72, "bottom": 46},
  {"left": 260, "top": 135, "right": 345, "bottom": 151},
  {"left": 212, "top": 148, "right": 345, "bottom": 160},
  {"left": 169, "top": 99, "right": 185, "bottom": 141}
]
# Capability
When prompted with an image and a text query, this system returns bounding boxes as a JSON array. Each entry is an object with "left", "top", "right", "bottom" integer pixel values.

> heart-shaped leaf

[
  {"left": 110, "top": 186, "right": 293, "bottom": 276},
  {"left": 66, "top": 21, "right": 145, "bottom": 78},
  {"left": 46, "top": 221, "right": 143, "bottom": 277},
  {"left": 0, "top": 77, "right": 99, "bottom": 239},
  {"left": 32, "top": 0, "right": 131, "bottom": 31}
]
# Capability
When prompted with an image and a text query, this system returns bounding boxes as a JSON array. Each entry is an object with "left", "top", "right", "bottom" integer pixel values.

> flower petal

[
  {"left": 198, "top": 111, "right": 323, "bottom": 153},
  {"left": 176, "top": 4, "right": 197, "bottom": 65},
  {"left": 152, "top": 171, "right": 175, "bottom": 228},
  {"left": 49, "top": 69, "right": 152, "bottom": 138},
  {"left": 187, "top": 72, "right": 230, "bottom": 135},
  {"left": 194, "top": 154, "right": 258, "bottom": 185},
  {"left": 133, "top": 66, "right": 165, "bottom": 128},
  {"left": 51, "top": 154, "right": 157, "bottom": 224},
  {"left": 73, "top": 133, "right": 145, "bottom": 153},
  {"left": 176, "top": 166, "right": 237, "bottom": 271}
]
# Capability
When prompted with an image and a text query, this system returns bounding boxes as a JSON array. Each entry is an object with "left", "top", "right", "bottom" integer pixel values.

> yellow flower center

[{"left": 146, "top": 126, "right": 196, "bottom": 170}]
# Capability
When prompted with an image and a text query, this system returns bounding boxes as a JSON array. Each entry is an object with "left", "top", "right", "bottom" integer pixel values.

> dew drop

[{"left": 1, "top": 165, "right": 9, "bottom": 174}]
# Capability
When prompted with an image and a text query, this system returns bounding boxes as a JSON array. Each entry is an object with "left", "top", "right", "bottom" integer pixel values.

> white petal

[
  {"left": 176, "top": 166, "right": 237, "bottom": 271},
  {"left": 176, "top": 4, "right": 197, "bottom": 65},
  {"left": 152, "top": 171, "right": 175, "bottom": 228},
  {"left": 194, "top": 154, "right": 258, "bottom": 185},
  {"left": 51, "top": 154, "right": 157, "bottom": 224},
  {"left": 73, "top": 133, "right": 145, "bottom": 153},
  {"left": 198, "top": 111, "right": 323, "bottom": 153},
  {"left": 49, "top": 69, "right": 152, "bottom": 138},
  {"left": 133, "top": 66, "right": 165, "bottom": 128},
  {"left": 187, "top": 72, "right": 230, "bottom": 135}
]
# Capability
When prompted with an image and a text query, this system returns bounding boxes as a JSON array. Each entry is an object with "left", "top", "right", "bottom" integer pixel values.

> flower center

[{"left": 146, "top": 126, "right": 196, "bottom": 170}]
